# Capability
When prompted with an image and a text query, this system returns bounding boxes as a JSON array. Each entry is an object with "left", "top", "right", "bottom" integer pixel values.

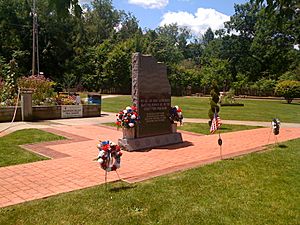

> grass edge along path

[
  {"left": 0, "top": 129, "right": 65, "bottom": 167},
  {"left": 101, "top": 95, "right": 300, "bottom": 123},
  {"left": 0, "top": 138, "right": 299, "bottom": 225}
]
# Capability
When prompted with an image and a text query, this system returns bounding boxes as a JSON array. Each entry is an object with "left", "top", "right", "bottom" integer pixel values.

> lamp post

[{"left": 31, "top": 0, "right": 39, "bottom": 75}]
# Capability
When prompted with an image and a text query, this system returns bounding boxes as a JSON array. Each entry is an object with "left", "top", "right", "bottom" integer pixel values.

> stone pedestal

[
  {"left": 20, "top": 90, "right": 33, "bottom": 121},
  {"left": 118, "top": 132, "right": 183, "bottom": 152},
  {"left": 122, "top": 128, "right": 135, "bottom": 139},
  {"left": 171, "top": 123, "right": 177, "bottom": 133}
]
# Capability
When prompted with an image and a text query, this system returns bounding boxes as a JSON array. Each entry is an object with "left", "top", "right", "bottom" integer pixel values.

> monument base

[{"left": 118, "top": 132, "right": 183, "bottom": 152}]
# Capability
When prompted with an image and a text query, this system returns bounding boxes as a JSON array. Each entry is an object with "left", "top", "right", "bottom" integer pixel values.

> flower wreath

[
  {"left": 96, "top": 140, "right": 122, "bottom": 172},
  {"left": 116, "top": 105, "right": 140, "bottom": 128},
  {"left": 169, "top": 105, "right": 183, "bottom": 125}
]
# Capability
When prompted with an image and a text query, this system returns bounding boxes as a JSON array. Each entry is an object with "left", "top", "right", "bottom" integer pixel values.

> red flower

[{"left": 102, "top": 145, "right": 109, "bottom": 151}]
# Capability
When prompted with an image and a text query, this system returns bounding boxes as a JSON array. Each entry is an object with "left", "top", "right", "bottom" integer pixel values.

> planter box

[
  {"left": 0, "top": 104, "right": 101, "bottom": 122},
  {"left": 0, "top": 107, "right": 22, "bottom": 122},
  {"left": 33, "top": 106, "right": 61, "bottom": 120},
  {"left": 83, "top": 104, "right": 101, "bottom": 117}
]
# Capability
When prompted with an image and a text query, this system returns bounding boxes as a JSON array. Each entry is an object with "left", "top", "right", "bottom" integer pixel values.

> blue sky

[{"left": 80, "top": 0, "right": 249, "bottom": 35}]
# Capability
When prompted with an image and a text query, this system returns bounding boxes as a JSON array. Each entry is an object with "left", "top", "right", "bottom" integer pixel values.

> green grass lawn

[
  {"left": 102, "top": 96, "right": 300, "bottom": 123},
  {"left": 103, "top": 122, "right": 261, "bottom": 135},
  {"left": 0, "top": 129, "right": 65, "bottom": 167},
  {"left": 0, "top": 138, "right": 299, "bottom": 224}
]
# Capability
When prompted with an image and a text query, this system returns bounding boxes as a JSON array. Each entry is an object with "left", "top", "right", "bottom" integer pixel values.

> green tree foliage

[
  {"left": 0, "top": 0, "right": 31, "bottom": 72},
  {"left": 202, "top": 28, "right": 215, "bottom": 46},
  {"left": 168, "top": 62, "right": 200, "bottom": 96},
  {"left": 48, "top": 0, "right": 80, "bottom": 18},
  {"left": 0, "top": 58, "right": 18, "bottom": 102},
  {"left": 275, "top": 80, "right": 300, "bottom": 103},
  {"left": 103, "top": 39, "right": 135, "bottom": 93},
  {"left": 201, "top": 58, "right": 231, "bottom": 91},
  {"left": 0, "top": 0, "right": 299, "bottom": 96},
  {"left": 146, "top": 24, "right": 190, "bottom": 65},
  {"left": 84, "top": 0, "right": 120, "bottom": 45},
  {"left": 278, "top": 68, "right": 300, "bottom": 81},
  {"left": 250, "top": 78, "right": 277, "bottom": 96}
]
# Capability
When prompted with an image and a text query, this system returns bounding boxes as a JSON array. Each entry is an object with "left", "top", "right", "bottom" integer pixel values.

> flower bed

[{"left": 0, "top": 104, "right": 101, "bottom": 122}]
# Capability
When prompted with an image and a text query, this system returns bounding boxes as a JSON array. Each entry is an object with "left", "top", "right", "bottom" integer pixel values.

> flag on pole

[{"left": 210, "top": 112, "right": 222, "bottom": 134}]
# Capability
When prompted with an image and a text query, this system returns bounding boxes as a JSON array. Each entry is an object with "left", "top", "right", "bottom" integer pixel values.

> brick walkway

[{"left": 0, "top": 125, "right": 300, "bottom": 208}]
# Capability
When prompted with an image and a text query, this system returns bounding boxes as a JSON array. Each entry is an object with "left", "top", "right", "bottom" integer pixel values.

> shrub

[
  {"left": 0, "top": 77, "right": 4, "bottom": 91},
  {"left": 17, "top": 75, "right": 55, "bottom": 105},
  {"left": 248, "top": 78, "right": 276, "bottom": 96},
  {"left": 208, "top": 82, "right": 220, "bottom": 125},
  {"left": 222, "top": 88, "right": 236, "bottom": 104},
  {"left": 278, "top": 71, "right": 300, "bottom": 81},
  {"left": 275, "top": 80, "right": 300, "bottom": 103},
  {"left": 255, "top": 78, "right": 276, "bottom": 96}
]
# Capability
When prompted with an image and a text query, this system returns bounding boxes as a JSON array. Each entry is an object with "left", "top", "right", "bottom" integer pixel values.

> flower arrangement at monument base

[
  {"left": 169, "top": 105, "right": 183, "bottom": 125},
  {"left": 116, "top": 105, "right": 139, "bottom": 138},
  {"left": 95, "top": 140, "right": 122, "bottom": 172}
]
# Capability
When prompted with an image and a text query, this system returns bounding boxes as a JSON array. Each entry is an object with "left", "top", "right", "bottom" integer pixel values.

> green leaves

[{"left": 275, "top": 80, "right": 300, "bottom": 103}]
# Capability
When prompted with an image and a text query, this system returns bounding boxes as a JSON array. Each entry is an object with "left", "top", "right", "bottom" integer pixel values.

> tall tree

[
  {"left": 84, "top": 0, "right": 120, "bottom": 45},
  {"left": 202, "top": 28, "right": 214, "bottom": 45}
]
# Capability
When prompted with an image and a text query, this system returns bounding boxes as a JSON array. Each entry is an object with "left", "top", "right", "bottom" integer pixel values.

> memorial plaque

[
  {"left": 61, "top": 105, "right": 83, "bottom": 118},
  {"left": 132, "top": 53, "right": 171, "bottom": 138}
]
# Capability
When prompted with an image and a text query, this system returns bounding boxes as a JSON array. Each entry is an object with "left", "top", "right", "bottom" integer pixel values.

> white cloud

[
  {"left": 128, "top": 0, "right": 169, "bottom": 9},
  {"left": 160, "top": 8, "right": 230, "bottom": 36}
]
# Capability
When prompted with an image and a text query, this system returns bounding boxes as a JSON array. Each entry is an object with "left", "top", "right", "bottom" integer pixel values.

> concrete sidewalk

[{"left": 0, "top": 124, "right": 300, "bottom": 208}]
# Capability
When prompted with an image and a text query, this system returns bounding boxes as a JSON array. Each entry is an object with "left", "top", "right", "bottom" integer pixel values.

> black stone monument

[{"left": 118, "top": 53, "right": 183, "bottom": 151}]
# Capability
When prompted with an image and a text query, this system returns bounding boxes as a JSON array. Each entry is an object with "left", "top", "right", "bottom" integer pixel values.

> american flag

[{"left": 210, "top": 113, "right": 222, "bottom": 134}]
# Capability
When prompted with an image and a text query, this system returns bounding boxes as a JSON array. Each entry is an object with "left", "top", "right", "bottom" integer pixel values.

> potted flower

[
  {"left": 169, "top": 106, "right": 183, "bottom": 133},
  {"left": 116, "top": 105, "right": 139, "bottom": 139}
]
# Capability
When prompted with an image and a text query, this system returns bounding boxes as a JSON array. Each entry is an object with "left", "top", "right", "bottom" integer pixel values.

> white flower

[{"left": 109, "top": 141, "right": 116, "bottom": 146}]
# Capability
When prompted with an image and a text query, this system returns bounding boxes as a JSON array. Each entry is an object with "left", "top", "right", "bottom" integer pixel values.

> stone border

[{"left": 21, "top": 128, "right": 92, "bottom": 159}]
